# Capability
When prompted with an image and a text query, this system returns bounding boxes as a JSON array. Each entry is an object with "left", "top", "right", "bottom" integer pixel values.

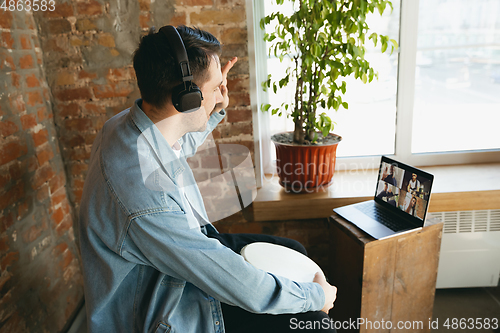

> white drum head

[{"left": 240, "top": 242, "right": 323, "bottom": 283}]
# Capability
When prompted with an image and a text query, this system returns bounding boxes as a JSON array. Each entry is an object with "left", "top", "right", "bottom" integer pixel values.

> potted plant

[{"left": 261, "top": 0, "right": 397, "bottom": 192}]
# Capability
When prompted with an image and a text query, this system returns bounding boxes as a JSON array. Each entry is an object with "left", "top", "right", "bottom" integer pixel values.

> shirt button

[{"left": 215, "top": 321, "right": 220, "bottom": 325}]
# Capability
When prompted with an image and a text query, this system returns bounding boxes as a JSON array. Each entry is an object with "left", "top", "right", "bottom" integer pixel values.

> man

[
  {"left": 407, "top": 173, "right": 420, "bottom": 195},
  {"left": 77, "top": 25, "right": 337, "bottom": 333},
  {"left": 382, "top": 164, "right": 397, "bottom": 187},
  {"left": 376, "top": 182, "right": 397, "bottom": 207}
]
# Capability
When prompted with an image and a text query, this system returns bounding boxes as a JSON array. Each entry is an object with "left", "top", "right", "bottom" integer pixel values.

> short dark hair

[{"left": 133, "top": 26, "right": 222, "bottom": 110}]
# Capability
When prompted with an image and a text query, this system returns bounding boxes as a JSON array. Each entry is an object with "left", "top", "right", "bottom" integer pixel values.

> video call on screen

[{"left": 376, "top": 162, "right": 432, "bottom": 220}]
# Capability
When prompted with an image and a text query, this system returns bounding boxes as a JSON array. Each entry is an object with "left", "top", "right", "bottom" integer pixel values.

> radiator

[{"left": 427, "top": 210, "right": 500, "bottom": 288}]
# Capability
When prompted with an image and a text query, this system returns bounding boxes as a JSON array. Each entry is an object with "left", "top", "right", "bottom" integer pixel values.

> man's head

[
  {"left": 412, "top": 173, "right": 417, "bottom": 181},
  {"left": 133, "top": 26, "right": 222, "bottom": 114}
]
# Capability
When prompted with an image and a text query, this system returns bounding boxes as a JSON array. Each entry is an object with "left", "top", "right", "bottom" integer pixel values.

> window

[{"left": 249, "top": 0, "right": 500, "bottom": 177}]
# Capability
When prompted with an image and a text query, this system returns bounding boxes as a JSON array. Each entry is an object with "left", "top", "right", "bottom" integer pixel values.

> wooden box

[{"left": 327, "top": 213, "right": 443, "bottom": 332}]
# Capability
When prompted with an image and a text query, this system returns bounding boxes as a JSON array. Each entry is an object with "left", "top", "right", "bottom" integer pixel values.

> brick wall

[
  {"left": 0, "top": 8, "right": 83, "bottom": 333},
  {"left": 1, "top": 0, "right": 333, "bottom": 331}
]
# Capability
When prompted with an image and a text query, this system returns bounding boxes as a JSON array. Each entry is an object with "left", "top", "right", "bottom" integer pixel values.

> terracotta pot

[{"left": 271, "top": 132, "right": 342, "bottom": 193}]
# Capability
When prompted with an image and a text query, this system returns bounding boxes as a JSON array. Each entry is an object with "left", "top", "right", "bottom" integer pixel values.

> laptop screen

[{"left": 374, "top": 156, "right": 434, "bottom": 223}]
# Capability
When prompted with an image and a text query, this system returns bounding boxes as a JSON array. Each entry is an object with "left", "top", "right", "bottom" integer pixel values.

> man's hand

[
  {"left": 313, "top": 272, "right": 337, "bottom": 314},
  {"left": 214, "top": 57, "right": 238, "bottom": 114}
]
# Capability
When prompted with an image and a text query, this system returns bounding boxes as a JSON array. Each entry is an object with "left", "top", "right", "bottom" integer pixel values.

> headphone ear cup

[{"left": 172, "top": 83, "right": 203, "bottom": 113}]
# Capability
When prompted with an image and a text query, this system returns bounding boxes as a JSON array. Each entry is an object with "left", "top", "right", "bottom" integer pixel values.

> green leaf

[
  {"left": 381, "top": 42, "right": 387, "bottom": 53},
  {"left": 362, "top": 72, "right": 367, "bottom": 84}
]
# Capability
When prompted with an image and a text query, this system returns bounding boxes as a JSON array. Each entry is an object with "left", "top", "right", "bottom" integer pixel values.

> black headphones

[{"left": 159, "top": 25, "right": 203, "bottom": 113}]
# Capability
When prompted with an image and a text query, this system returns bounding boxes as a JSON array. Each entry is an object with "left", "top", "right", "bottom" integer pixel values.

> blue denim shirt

[{"left": 77, "top": 99, "right": 325, "bottom": 333}]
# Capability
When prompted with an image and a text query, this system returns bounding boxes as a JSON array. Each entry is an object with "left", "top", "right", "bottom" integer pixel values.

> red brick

[
  {"left": 59, "top": 249, "right": 74, "bottom": 270},
  {"left": 26, "top": 73, "right": 40, "bottom": 88},
  {"left": 71, "top": 163, "right": 88, "bottom": 176},
  {"left": 0, "top": 213, "right": 14, "bottom": 234},
  {"left": 52, "top": 242, "right": 69, "bottom": 256},
  {"left": 51, "top": 187, "right": 67, "bottom": 207},
  {"left": 20, "top": 34, "right": 31, "bottom": 49},
  {"left": 0, "top": 182, "right": 24, "bottom": 211},
  {"left": 0, "top": 252, "right": 19, "bottom": 271},
  {"left": 226, "top": 108, "right": 252, "bottom": 123},
  {"left": 0, "top": 32, "right": 14, "bottom": 49},
  {"left": 0, "top": 234, "right": 8, "bottom": 253},
  {"left": 54, "top": 87, "right": 92, "bottom": 102},
  {"left": 190, "top": 9, "right": 246, "bottom": 25},
  {"left": 42, "top": 2, "right": 74, "bottom": 18},
  {"left": 73, "top": 188, "right": 83, "bottom": 204},
  {"left": 36, "top": 183, "right": 50, "bottom": 203},
  {"left": 8, "top": 94, "right": 26, "bottom": 113},
  {"left": 65, "top": 134, "right": 85, "bottom": 146},
  {"left": 138, "top": 0, "right": 150, "bottom": 10},
  {"left": 69, "top": 147, "right": 91, "bottom": 161},
  {"left": 92, "top": 82, "right": 135, "bottom": 99},
  {"left": 169, "top": 13, "right": 187, "bottom": 26},
  {"left": 22, "top": 224, "right": 45, "bottom": 244},
  {"left": 83, "top": 103, "right": 106, "bottom": 115},
  {"left": 37, "top": 106, "right": 50, "bottom": 121},
  {"left": 21, "top": 114, "right": 37, "bottom": 130},
  {"left": 0, "top": 139, "right": 28, "bottom": 166},
  {"left": 64, "top": 118, "right": 93, "bottom": 132},
  {"left": 0, "top": 161, "right": 23, "bottom": 189},
  {"left": 55, "top": 215, "right": 72, "bottom": 237},
  {"left": 85, "top": 132, "right": 96, "bottom": 145},
  {"left": 32, "top": 129, "right": 49, "bottom": 147},
  {"left": 78, "top": 70, "right": 98, "bottom": 80},
  {"left": 47, "top": 19, "right": 72, "bottom": 34},
  {"left": 36, "top": 144, "right": 54, "bottom": 166},
  {"left": 74, "top": 179, "right": 85, "bottom": 189},
  {"left": 228, "top": 92, "right": 250, "bottom": 107},
  {"left": 17, "top": 200, "right": 30, "bottom": 220},
  {"left": 227, "top": 77, "right": 249, "bottom": 92},
  {"left": 0, "top": 10, "right": 13, "bottom": 29},
  {"left": 32, "top": 164, "right": 55, "bottom": 190},
  {"left": 108, "top": 67, "right": 135, "bottom": 81},
  {"left": 11, "top": 72, "right": 21, "bottom": 88},
  {"left": 49, "top": 174, "right": 66, "bottom": 194},
  {"left": 220, "top": 122, "right": 252, "bottom": 138},
  {"left": 52, "top": 207, "right": 65, "bottom": 225},
  {"left": 176, "top": 0, "right": 213, "bottom": 5},
  {"left": 58, "top": 103, "right": 80, "bottom": 118},
  {"left": 0, "top": 51, "right": 15, "bottom": 70},
  {"left": 26, "top": 91, "right": 44, "bottom": 106},
  {"left": 0, "top": 121, "right": 18, "bottom": 138},
  {"left": 139, "top": 13, "right": 150, "bottom": 29},
  {"left": 19, "top": 54, "right": 34, "bottom": 69},
  {"left": 221, "top": 28, "right": 247, "bottom": 44},
  {"left": 76, "top": 0, "right": 103, "bottom": 16}
]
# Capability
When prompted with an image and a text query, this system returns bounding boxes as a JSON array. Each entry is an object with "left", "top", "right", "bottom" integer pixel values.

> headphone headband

[
  {"left": 158, "top": 25, "right": 203, "bottom": 113},
  {"left": 159, "top": 26, "right": 193, "bottom": 82}
]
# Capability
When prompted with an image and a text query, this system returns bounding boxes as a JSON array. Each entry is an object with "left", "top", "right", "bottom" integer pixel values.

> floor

[
  {"left": 432, "top": 286, "right": 500, "bottom": 333},
  {"left": 68, "top": 285, "right": 500, "bottom": 332}
]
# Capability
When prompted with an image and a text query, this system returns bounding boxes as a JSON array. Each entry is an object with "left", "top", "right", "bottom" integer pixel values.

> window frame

[{"left": 247, "top": 0, "right": 500, "bottom": 187}]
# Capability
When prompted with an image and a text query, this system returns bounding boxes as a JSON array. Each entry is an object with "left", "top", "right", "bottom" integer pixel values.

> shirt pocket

[
  {"left": 154, "top": 321, "right": 171, "bottom": 333},
  {"left": 160, "top": 275, "right": 186, "bottom": 288}
]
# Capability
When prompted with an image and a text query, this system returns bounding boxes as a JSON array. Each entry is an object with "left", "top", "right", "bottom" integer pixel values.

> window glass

[
  {"left": 263, "top": 1, "right": 400, "bottom": 158},
  {"left": 412, "top": 0, "right": 500, "bottom": 153}
]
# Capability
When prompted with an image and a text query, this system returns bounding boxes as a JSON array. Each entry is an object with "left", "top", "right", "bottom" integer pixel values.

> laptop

[{"left": 333, "top": 156, "right": 434, "bottom": 240}]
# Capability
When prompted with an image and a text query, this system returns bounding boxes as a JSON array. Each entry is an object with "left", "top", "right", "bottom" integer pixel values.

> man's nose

[{"left": 216, "top": 88, "right": 224, "bottom": 103}]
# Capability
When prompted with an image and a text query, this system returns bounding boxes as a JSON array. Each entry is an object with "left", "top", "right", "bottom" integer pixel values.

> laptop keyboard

[{"left": 356, "top": 204, "right": 410, "bottom": 231}]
